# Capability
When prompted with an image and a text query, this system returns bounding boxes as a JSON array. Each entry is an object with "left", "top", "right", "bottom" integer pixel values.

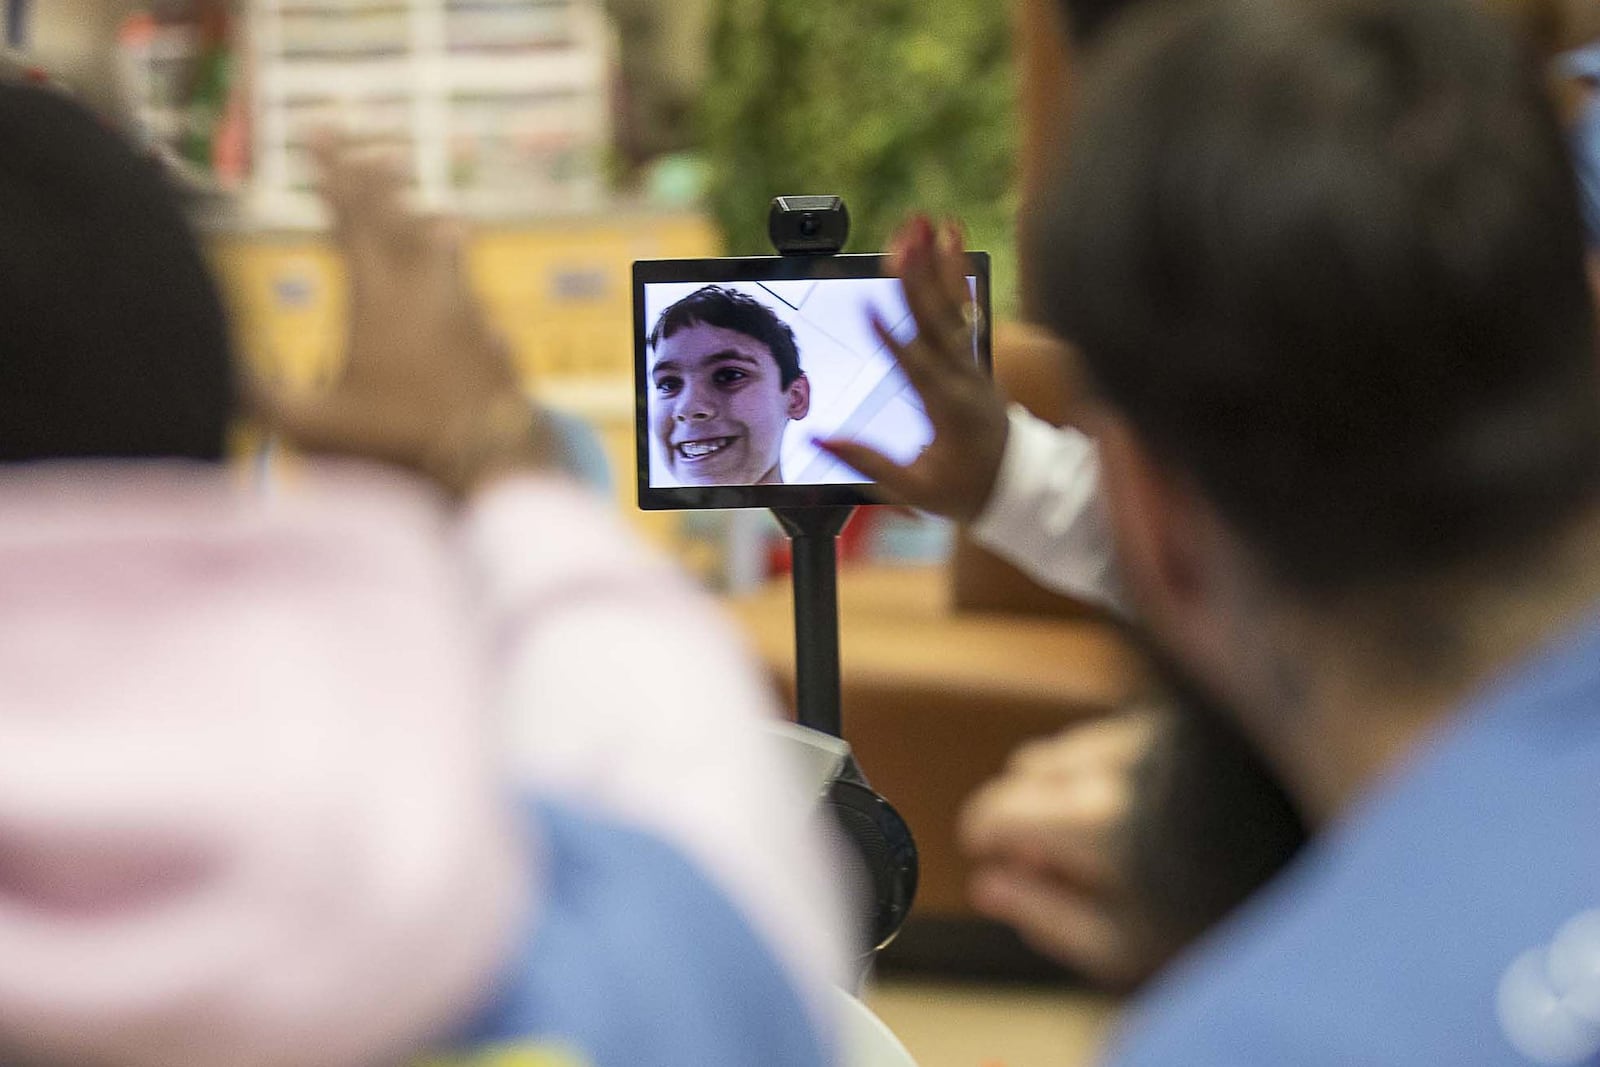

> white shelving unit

[
  {"left": 246, "top": 0, "right": 613, "bottom": 226},
  {"left": 121, "top": 10, "right": 201, "bottom": 151}
]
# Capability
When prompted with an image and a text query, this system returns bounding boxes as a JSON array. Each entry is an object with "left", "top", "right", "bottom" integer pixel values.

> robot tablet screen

[{"left": 633, "top": 253, "right": 991, "bottom": 511}]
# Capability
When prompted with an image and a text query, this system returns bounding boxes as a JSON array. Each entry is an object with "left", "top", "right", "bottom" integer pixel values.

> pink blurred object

[
  {"left": 0, "top": 461, "right": 530, "bottom": 1067},
  {"left": 0, "top": 459, "right": 851, "bottom": 1066}
]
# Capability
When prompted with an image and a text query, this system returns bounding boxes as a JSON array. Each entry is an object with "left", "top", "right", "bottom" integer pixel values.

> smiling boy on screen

[{"left": 649, "top": 285, "right": 812, "bottom": 486}]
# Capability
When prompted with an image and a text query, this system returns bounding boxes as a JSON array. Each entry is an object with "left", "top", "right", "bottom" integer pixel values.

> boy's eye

[
  {"left": 655, "top": 375, "right": 683, "bottom": 396},
  {"left": 713, "top": 367, "right": 748, "bottom": 386}
]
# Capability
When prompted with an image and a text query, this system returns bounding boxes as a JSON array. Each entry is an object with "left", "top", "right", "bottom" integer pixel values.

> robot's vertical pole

[{"left": 773, "top": 506, "right": 855, "bottom": 737}]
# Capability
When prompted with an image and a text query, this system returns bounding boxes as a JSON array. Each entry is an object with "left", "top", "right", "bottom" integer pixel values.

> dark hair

[
  {"left": 1056, "top": 0, "right": 1184, "bottom": 47},
  {"left": 1127, "top": 649, "right": 1306, "bottom": 956},
  {"left": 648, "top": 285, "right": 804, "bottom": 388},
  {"left": 1030, "top": 0, "right": 1600, "bottom": 593},
  {"left": 0, "top": 84, "right": 236, "bottom": 464}
]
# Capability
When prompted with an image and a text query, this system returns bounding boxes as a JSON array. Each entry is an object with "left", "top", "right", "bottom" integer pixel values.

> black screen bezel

[{"left": 634, "top": 252, "right": 993, "bottom": 511}]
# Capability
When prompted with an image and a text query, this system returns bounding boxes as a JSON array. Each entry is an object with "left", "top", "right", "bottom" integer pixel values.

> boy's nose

[{"left": 675, "top": 386, "right": 716, "bottom": 422}]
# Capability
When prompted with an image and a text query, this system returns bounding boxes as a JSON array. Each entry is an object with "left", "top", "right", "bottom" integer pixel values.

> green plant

[{"left": 701, "top": 0, "right": 1019, "bottom": 311}]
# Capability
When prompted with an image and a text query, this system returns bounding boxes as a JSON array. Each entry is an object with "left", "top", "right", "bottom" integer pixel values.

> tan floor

[{"left": 864, "top": 980, "right": 1122, "bottom": 1067}]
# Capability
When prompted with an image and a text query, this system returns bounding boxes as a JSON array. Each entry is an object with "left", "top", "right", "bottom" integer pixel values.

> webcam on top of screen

[{"left": 768, "top": 195, "right": 850, "bottom": 256}]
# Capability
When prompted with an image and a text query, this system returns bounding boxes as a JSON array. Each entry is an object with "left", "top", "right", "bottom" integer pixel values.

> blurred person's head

[
  {"left": 1485, "top": 0, "right": 1600, "bottom": 53},
  {"left": 0, "top": 82, "right": 236, "bottom": 465},
  {"left": 1044, "top": 0, "right": 1600, "bottom": 251},
  {"left": 1060, "top": 0, "right": 1600, "bottom": 55},
  {"left": 1054, "top": 0, "right": 1186, "bottom": 47},
  {"left": 648, "top": 285, "right": 811, "bottom": 485},
  {"left": 1563, "top": 0, "right": 1600, "bottom": 47},
  {"left": 0, "top": 84, "right": 528, "bottom": 1067},
  {"left": 1029, "top": 0, "right": 1600, "bottom": 814}
]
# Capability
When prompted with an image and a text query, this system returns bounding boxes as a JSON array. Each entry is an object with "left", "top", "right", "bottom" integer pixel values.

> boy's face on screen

[{"left": 651, "top": 322, "right": 811, "bottom": 485}]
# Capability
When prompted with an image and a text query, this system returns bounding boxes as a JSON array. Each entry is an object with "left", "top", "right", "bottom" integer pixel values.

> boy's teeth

[{"left": 680, "top": 438, "right": 732, "bottom": 459}]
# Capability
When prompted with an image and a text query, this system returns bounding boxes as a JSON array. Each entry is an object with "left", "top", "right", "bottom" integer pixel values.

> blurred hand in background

[
  {"left": 252, "top": 138, "right": 552, "bottom": 496},
  {"left": 959, "top": 709, "right": 1171, "bottom": 990}
]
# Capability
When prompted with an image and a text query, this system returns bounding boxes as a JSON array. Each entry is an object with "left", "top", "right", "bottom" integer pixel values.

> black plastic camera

[{"left": 768, "top": 196, "right": 850, "bottom": 256}]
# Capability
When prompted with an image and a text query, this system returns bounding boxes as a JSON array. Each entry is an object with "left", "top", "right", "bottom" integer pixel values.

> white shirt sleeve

[{"left": 968, "top": 405, "right": 1127, "bottom": 614}]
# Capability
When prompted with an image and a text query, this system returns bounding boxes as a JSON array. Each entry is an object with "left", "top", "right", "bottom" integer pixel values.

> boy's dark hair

[
  {"left": 0, "top": 84, "right": 236, "bottom": 464},
  {"left": 1030, "top": 0, "right": 1600, "bottom": 593},
  {"left": 648, "top": 285, "right": 804, "bottom": 388}
]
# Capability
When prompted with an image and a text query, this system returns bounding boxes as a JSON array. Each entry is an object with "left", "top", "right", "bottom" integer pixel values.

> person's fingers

[
  {"left": 239, "top": 373, "right": 291, "bottom": 435},
  {"left": 968, "top": 866, "right": 1140, "bottom": 984},
  {"left": 887, "top": 216, "right": 918, "bottom": 276},
  {"left": 899, "top": 217, "right": 975, "bottom": 369},
  {"left": 254, "top": 386, "right": 433, "bottom": 467},
  {"left": 1008, "top": 713, "right": 1158, "bottom": 779},
  {"left": 961, "top": 777, "right": 1104, "bottom": 871},
  {"left": 354, "top": 155, "right": 426, "bottom": 264},
  {"left": 381, "top": 186, "right": 453, "bottom": 266},
  {"left": 315, "top": 139, "right": 379, "bottom": 238},
  {"left": 428, "top": 217, "right": 474, "bottom": 297},
  {"left": 386, "top": 213, "right": 470, "bottom": 316},
  {"left": 250, "top": 386, "right": 351, "bottom": 455},
  {"left": 1007, "top": 734, "right": 1069, "bottom": 775},
  {"left": 899, "top": 218, "right": 962, "bottom": 339},
  {"left": 940, "top": 221, "right": 981, "bottom": 365},
  {"left": 959, "top": 774, "right": 1125, "bottom": 889},
  {"left": 308, "top": 130, "right": 348, "bottom": 221},
  {"left": 938, "top": 218, "right": 974, "bottom": 309},
  {"left": 870, "top": 310, "right": 962, "bottom": 414},
  {"left": 478, "top": 330, "right": 524, "bottom": 393},
  {"left": 319, "top": 143, "right": 410, "bottom": 273},
  {"left": 1077, "top": 709, "right": 1161, "bottom": 764},
  {"left": 1009, "top": 737, "right": 1111, "bottom": 779},
  {"left": 813, "top": 438, "right": 918, "bottom": 502}
]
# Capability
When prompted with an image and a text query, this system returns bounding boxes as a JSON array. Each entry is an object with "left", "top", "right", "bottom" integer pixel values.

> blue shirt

[
  {"left": 424, "top": 800, "right": 830, "bottom": 1067},
  {"left": 1106, "top": 609, "right": 1600, "bottom": 1066}
]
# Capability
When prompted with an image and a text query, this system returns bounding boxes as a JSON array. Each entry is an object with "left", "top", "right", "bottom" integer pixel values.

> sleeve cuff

[
  {"left": 966, "top": 405, "right": 1125, "bottom": 612},
  {"left": 971, "top": 405, "right": 1097, "bottom": 548}
]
